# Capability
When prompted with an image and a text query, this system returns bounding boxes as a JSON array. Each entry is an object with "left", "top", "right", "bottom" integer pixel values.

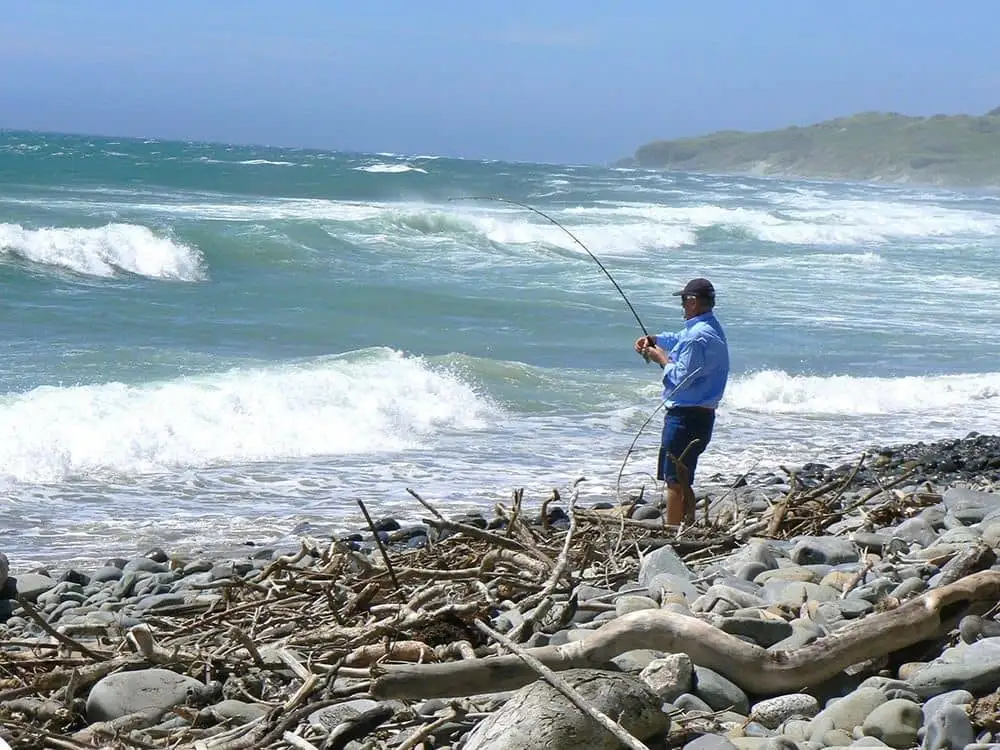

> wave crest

[
  {"left": 0, "top": 222, "right": 205, "bottom": 280},
  {"left": 0, "top": 350, "right": 500, "bottom": 483},
  {"left": 726, "top": 369, "right": 1000, "bottom": 415}
]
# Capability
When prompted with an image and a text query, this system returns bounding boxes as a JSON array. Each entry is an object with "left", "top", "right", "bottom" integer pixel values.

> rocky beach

[{"left": 5, "top": 432, "right": 1000, "bottom": 750}]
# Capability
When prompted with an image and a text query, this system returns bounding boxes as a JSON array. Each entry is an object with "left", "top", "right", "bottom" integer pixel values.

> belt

[{"left": 667, "top": 405, "right": 716, "bottom": 413}]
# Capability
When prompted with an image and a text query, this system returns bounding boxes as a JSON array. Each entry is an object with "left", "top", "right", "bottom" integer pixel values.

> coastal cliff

[{"left": 622, "top": 109, "right": 1000, "bottom": 186}]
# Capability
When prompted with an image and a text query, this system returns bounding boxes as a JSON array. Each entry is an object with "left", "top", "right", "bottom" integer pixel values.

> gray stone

[
  {"left": 729, "top": 740, "right": 799, "bottom": 750},
  {"left": 0, "top": 551, "right": 8, "bottom": 589},
  {"left": 720, "top": 617, "right": 793, "bottom": 648},
  {"left": 122, "top": 557, "right": 168, "bottom": 574},
  {"left": 791, "top": 537, "right": 859, "bottom": 566},
  {"left": 674, "top": 692, "right": 713, "bottom": 713},
  {"left": 859, "top": 676, "right": 918, "bottom": 700},
  {"left": 181, "top": 559, "right": 215, "bottom": 576},
  {"left": 981, "top": 521, "right": 1000, "bottom": 549},
  {"left": 809, "top": 688, "right": 888, "bottom": 742},
  {"left": 892, "top": 517, "right": 939, "bottom": 547},
  {"left": 917, "top": 504, "right": 948, "bottom": 528},
  {"left": 742, "top": 721, "right": 776, "bottom": 737},
  {"left": 780, "top": 718, "right": 811, "bottom": 741},
  {"left": 852, "top": 531, "right": 892, "bottom": 551},
  {"left": 907, "top": 637, "right": 1000, "bottom": 698},
  {"left": 639, "top": 653, "right": 693, "bottom": 701},
  {"left": 820, "top": 729, "right": 855, "bottom": 746},
  {"left": 646, "top": 572, "right": 699, "bottom": 602},
  {"left": 209, "top": 699, "right": 268, "bottom": 723},
  {"left": 889, "top": 576, "right": 927, "bottom": 599},
  {"left": 612, "top": 649, "right": 667, "bottom": 674},
  {"left": 737, "top": 561, "right": 770, "bottom": 582},
  {"left": 768, "top": 618, "right": 824, "bottom": 651},
  {"left": 86, "top": 668, "right": 206, "bottom": 721},
  {"left": 861, "top": 698, "right": 922, "bottom": 748},
  {"left": 938, "top": 526, "right": 982, "bottom": 544},
  {"left": 575, "top": 585, "right": 615, "bottom": 602},
  {"left": 683, "top": 736, "right": 739, "bottom": 750},
  {"left": 113, "top": 571, "right": 138, "bottom": 598},
  {"left": 922, "top": 703, "right": 975, "bottom": 749},
  {"left": 755, "top": 566, "right": 822, "bottom": 585},
  {"left": 833, "top": 598, "right": 875, "bottom": 618},
  {"left": 942, "top": 487, "right": 1000, "bottom": 525},
  {"left": 921, "top": 689, "right": 973, "bottom": 723},
  {"left": 462, "top": 669, "right": 669, "bottom": 750},
  {"left": 632, "top": 505, "right": 662, "bottom": 522},
  {"left": 88, "top": 565, "right": 122, "bottom": 583},
  {"left": 694, "top": 665, "right": 749, "bottom": 715},
  {"left": 133, "top": 593, "right": 187, "bottom": 611},
  {"left": 715, "top": 576, "right": 767, "bottom": 597},
  {"left": 692, "top": 584, "right": 766, "bottom": 614},
  {"left": 762, "top": 580, "right": 838, "bottom": 607},
  {"left": 308, "top": 698, "right": 379, "bottom": 729},
  {"left": 750, "top": 693, "right": 819, "bottom": 729},
  {"left": 14, "top": 572, "right": 57, "bottom": 602},
  {"left": 639, "top": 545, "right": 692, "bottom": 586},
  {"left": 615, "top": 595, "right": 660, "bottom": 616}
]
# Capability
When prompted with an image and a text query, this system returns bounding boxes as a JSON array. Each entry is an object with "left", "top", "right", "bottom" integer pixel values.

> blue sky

[{"left": 3, "top": 1, "right": 999, "bottom": 164}]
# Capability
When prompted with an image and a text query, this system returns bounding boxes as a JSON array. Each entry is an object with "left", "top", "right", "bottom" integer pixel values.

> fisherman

[{"left": 634, "top": 278, "right": 729, "bottom": 525}]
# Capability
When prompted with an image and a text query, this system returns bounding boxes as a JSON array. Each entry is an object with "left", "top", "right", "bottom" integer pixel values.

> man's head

[{"left": 672, "top": 278, "right": 715, "bottom": 319}]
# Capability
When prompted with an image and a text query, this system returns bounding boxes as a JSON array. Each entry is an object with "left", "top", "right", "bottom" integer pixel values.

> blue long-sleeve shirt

[{"left": 654, "top": 311, "right": 729, "bottom": 408}]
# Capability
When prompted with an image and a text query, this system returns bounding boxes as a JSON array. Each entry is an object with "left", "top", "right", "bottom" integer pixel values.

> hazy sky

[{"left": 3, "top": 1, "right": 999, "bottom": 164}]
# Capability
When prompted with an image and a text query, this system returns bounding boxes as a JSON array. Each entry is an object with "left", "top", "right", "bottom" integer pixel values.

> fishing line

[
  {"left": 615, "top": 367, "right": 703, "bottom": 499},
  {"left": 449, "top": 195, "right": 687, "bottom": 500},
  {"left": 448, "top": 196, "right": 650, "bottom": 337}
]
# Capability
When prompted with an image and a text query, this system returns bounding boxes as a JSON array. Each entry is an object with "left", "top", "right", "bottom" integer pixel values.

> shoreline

[
  {"left": 5, "top": 431, "right": 999, "bottom": 577},
  {"left": 4, "top": 432, "right": 1000, "bottom": 747}
]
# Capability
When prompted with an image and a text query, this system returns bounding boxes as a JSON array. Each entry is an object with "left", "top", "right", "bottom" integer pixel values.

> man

[{"left": 633, "top": 278, "right": 729, "bottom": 525}]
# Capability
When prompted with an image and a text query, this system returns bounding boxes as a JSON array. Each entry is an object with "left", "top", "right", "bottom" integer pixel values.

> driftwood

[
  {"left": 2, "top": 458, "right": 994, "bottom": 749},
  {"left": 371, "top": 570, "right": 1000, "bottom": 699}
]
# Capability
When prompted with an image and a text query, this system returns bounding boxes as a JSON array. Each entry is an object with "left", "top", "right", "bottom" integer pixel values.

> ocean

[{"left": 2, "top": 130, "right": 999, "bottom": 570}]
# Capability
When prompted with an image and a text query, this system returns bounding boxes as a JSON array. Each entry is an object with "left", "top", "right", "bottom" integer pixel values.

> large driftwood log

[{"left": 372, "top": 570, "right": 1000, "bottom": 700}]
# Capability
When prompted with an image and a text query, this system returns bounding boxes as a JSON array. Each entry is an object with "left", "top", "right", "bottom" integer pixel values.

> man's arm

[
  {"left": 663, "top": 337, "right": 706, "bottom": 389},
  {"left": 654, "top": 331, "right": 680, "bottom": 351}
]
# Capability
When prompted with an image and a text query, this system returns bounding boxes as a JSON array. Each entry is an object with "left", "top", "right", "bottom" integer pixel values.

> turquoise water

[{"left": 2, "top": 129, "right": 999, "bottom": 567}]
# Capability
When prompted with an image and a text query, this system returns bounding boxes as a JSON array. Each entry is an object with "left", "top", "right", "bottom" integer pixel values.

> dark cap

[{"left": 672, "top": 277, "right": 716, "bottom": 299}]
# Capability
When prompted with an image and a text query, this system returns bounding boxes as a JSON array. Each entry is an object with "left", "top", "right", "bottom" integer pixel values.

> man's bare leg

[
  {"left": 665, "top": 481, "right": 697, "bottom": 525},
  {"left": 665, "top": 482, "right": 684, "bottom": 525}
]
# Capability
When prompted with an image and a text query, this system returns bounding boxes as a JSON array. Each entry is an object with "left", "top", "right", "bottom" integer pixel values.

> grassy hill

[{"left": 624, "top": 109, "right": 1000, "bottom": 186}]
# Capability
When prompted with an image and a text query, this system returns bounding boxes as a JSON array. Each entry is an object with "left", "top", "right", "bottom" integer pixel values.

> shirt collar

[{"left": 684, "top": 311, "right": 715, "bottom": 328}]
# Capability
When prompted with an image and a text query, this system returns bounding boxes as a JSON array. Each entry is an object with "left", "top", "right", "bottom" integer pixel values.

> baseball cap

[{"left": 672, "top": 278, "right": 716, "bottom": 298}]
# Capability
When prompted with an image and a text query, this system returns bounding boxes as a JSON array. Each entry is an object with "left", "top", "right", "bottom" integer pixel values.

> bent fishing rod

[
  {"left": 448, "top": 196, "right": 652, "bottom": 343},
  {"left": 451, "top": 196, "right": 686, "bottom": 496}
]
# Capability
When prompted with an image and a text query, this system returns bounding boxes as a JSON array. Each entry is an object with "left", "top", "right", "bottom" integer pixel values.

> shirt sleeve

[
  {"left": 663, "top": 336, "right": 707, "bottom": 391},
  {"left": 654, "top": 331, "right": 680, "bottom": 350}
]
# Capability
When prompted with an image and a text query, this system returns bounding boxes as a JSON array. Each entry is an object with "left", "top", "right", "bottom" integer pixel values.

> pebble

[
  {"left": 860, "top": 698, "right": 923, "bottom": 748},
  {"left": 750, "top": 694, "right": 819, "bottom": 728}
]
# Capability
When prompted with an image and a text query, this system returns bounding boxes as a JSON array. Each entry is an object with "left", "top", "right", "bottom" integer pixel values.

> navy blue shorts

[{"left": 657, "top": 407, "right": 715, "bottom": 485}]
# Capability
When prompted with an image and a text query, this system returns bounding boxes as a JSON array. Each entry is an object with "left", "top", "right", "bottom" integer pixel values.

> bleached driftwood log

[{"left": 372, "top": 570, "right": 1000, "bottom": 700}]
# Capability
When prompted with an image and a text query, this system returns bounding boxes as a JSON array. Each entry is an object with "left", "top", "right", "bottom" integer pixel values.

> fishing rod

[
  {"left": 451, "top": 196, "right": 691, "bottom": 499},
  {"left": 448, "top": 196, "right": 651, "bottom": 339}
]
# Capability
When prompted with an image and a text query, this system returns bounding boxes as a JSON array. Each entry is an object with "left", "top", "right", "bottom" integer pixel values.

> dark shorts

[{"left": 657, "top": 407, "right": 716, "bottom": 485}]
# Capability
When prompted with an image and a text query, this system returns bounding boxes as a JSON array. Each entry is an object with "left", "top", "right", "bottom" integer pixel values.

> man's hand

[
  {"left": 634, "top": 335, "right": 656, "bottom": 354},
  {"left": 643, "top": 346, "right": 669, "bottom": 367}
]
